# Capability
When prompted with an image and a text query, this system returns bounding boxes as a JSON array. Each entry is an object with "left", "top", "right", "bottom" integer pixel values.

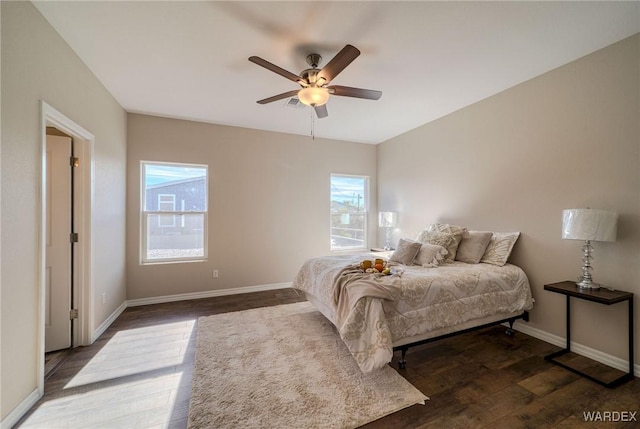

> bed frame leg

[
  {"left": 398, "top": 347, "right": 408, "bottom": 369},
  {"left": 505, "top": 318, "right": 515, "bottom": 337}
]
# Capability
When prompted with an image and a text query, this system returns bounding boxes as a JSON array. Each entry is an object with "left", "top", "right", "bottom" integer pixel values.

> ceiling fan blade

[
  {"left": 317, "top": 45, "right": 360, "bottom": 84},
  {"left": 256, "top": 90, "right": 300, "bottom": 104},
  {"left": 314, "top": 104, "right": 328, "bottom": 119},
  {"left": 249, "top": 56, "right": 303, "bottom": 84},
  {"left": 328, "top": 85, "right": 382, "bottom": 100}
]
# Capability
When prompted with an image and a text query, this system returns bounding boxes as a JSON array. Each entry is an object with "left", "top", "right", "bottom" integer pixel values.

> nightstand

[{"left": 544, "top": 281, "right": 634, "bottom": 387}]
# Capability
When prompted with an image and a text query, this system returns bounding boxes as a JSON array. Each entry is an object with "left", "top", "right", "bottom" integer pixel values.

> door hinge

[
  {"left": 70, "top": 309, "right": 79, "bottom": 320},
  {"left": 70, "top": 157, "right": 79, "bottom": 168},
  {"left": 70, "top": 233, "right": 79, "bottom": 243}
]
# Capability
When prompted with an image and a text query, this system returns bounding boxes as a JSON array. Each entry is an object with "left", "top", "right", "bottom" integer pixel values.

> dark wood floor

[{"left": 17, "top": 289, "right": 639, "bottom": 428}]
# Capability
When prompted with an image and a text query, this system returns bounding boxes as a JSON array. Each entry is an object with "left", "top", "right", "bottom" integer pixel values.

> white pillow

[
  {"left": 418, "top": 223, "right": 465, "bottom": 262},
  {"left": 416, "top": 230, "right": 458, "bottom": 263},
  {"left": 413, "top": 243, "right": 448, "bottom": 267},
  {"left": 480, "top": 232, "right": 520, "bottom": 266}
]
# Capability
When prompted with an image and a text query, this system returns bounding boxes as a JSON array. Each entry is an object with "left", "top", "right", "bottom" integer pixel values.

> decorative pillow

[
  {"left": 413, "top": 243, "right": 448, "bottom": 267},
  {"left": 480, "top": 232, "right": 521, "bottom": 266},
  {"left": 418, "top": 223, "right": 465, "bottom": 262},
  {"left": 424, "top": 223, "right": 466, "bottom": 235},
  {"left": 422, "top": 223, "right": 465, "bottom": 261},
  {"left": 455, "top": 230, "right": 493, "bottom": 264},
  {"left": 417, "top": 231, "right": 457, "bottom": 262},
  {"left": 389, "top": 239, "right": 422, "bottom": 266}
]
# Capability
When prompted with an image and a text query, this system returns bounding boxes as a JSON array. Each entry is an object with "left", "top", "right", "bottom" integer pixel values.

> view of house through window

[
  {"left": 330, "top": 174, "right": 368, "bottom": 250},
  {"left": 141, "top": 162, "right": 208, "bottom": 263}
]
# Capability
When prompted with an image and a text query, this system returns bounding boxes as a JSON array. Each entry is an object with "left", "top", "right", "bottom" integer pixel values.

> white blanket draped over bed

[{"left": 291, "top": 254, "right": 534, "bottom": 372}]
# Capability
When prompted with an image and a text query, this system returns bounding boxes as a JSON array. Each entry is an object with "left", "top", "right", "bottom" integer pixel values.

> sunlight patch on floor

[
  {"left": 65, "top": 320, "right": 195, "bottom": 389},
  {"left": 19, "top": 320, "right": 196, "bottom": 428},
  {"left": 19, "top": 371, "right": 187, "bottom": 428}
]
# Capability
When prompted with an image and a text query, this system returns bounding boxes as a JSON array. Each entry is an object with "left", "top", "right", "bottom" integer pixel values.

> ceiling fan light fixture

[{"left": 298, "top": 87, "right": 329, "bottom": 106}]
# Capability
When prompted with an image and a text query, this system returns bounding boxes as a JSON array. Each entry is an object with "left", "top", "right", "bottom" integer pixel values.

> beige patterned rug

[{"left": 187, "top": 301, "right": 427, "bottom": 429}]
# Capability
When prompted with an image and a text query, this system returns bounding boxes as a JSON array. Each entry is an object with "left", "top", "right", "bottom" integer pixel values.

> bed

[{"left": 291, "top": 225, "right": 535, "bottom": 372}]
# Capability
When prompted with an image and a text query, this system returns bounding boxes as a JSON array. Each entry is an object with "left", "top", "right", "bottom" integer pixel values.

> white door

[{"left": 45, "top": 134, "right": 72, "bottom": 352}]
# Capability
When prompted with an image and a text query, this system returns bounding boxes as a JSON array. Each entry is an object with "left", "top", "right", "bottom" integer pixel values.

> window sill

[{"left": 140, "top": 258, "right": 207, "bottom": 266}]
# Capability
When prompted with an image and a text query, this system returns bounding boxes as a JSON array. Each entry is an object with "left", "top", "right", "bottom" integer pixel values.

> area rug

[{"left": 187, "top": 301, "right": 427, "bottom": 429}]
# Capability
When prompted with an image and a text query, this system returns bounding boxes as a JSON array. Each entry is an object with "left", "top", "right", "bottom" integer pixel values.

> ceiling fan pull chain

[{"left": 311, "top": 108, "right": 315, "bottom": 140}]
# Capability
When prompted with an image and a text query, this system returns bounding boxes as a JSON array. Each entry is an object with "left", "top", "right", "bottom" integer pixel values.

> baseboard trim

[
  {"left": 513, "top": 320, "right": 639, "bottom": 377},
  {"left": 126, "top": 282, "right": 293, "bottom": 307},
  {"left": 0, "top": 388, "right": 41, "bottom": 429},
  {"left": 92, "top": 300, "right": 127, "bottom": 343}
]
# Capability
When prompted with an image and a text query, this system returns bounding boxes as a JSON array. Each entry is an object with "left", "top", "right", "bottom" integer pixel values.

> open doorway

[{"left": 39, "top": 101, "right": 95, "bottom": 393}]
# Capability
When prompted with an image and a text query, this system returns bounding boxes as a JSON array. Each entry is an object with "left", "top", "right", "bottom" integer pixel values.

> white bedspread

[{"left": 291, "top": 254, "right": 534, "bottom": 372}]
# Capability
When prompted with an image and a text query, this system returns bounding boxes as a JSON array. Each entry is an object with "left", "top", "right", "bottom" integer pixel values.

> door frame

[{"left": 38, "top": 101, "right": 95, "bottom": 394}]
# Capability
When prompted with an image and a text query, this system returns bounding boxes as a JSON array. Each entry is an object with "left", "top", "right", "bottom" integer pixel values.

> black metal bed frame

[{"left": 393, "top": 311, "right": 530, "bottom": 369}]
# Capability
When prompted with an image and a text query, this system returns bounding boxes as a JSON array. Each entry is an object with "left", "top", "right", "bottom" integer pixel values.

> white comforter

[{"left": 291, "top": 254, "right": 534, "bottom": 372}]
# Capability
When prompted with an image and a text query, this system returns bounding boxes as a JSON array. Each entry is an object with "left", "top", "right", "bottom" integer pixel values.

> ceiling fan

[{"left": 248, "top": 44, "right": 382, "bottom": 119}]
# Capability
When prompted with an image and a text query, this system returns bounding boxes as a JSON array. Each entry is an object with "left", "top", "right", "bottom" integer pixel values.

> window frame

[
  {"left": 329, "top": 173, "right": 369, "bottom": 252},
  {"left": 140, "top": 161, "right": 208, "bottom": 264}
]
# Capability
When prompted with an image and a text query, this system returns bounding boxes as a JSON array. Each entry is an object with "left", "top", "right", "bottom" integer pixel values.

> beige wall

[
  {"left": 378, "top": 34, "right": 640, "bottom": 365},
  {"left": 0, "top": 1, "right": 636, "bottom": 422},
  {"left": 126, "top": 114, "right": 377, "bottom": 300},
  {"left": 1, "top": 1, "right": 127, "bottom": 420}
]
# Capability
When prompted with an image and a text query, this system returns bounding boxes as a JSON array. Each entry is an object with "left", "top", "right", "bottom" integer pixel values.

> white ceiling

[{"left": 33, "top": 1, "right": 639, "bottom": 144}]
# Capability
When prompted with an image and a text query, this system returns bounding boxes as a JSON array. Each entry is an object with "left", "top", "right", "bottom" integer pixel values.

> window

[
  {"left": 157, "top": 194, "right": 176, "bottom": 227},
  {"left": 141, "top": 161, "right": 208, "bottom": 263},
  {"left": 330, "top": 174, "right": 368, "bottom": 251}
]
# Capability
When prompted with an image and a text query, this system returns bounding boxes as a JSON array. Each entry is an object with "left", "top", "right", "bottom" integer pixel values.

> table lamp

[
  {"left": 378, "top": 211, "right": 398, "bottom": 250},
  {"left": 562, "top": 208, "right": 617, "bottom": 289}
]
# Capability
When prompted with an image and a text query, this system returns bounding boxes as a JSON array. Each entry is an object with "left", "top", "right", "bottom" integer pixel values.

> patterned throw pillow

[
  {"left": 480, "top": 232, "right": 521, "bottom": 266},
  {"left": 416, "top": 231, "right": 457, "bottom": 262},
  {"left": 417, "top": 223, "right": 465, "bottom": 262},
  {"left": 413, "top": 243, "right": 448, "bottom": 267},
  {"left": 455, "top": 230, "right": 493, "bottom": 264},
  {"left": 389, "top": 239, "right": 422, "bottom": 266}
]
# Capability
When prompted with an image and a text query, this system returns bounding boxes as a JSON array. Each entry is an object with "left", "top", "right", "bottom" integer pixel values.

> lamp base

[
  {"left": 575, "top": 239, "right": 600, "bottom": 290},
  {"left": 576, "top": 278, "right": 601, "bottom": 290}
]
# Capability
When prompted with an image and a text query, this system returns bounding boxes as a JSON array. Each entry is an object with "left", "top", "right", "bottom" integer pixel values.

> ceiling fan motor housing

[
  {"left": 300, "top": 68, "right": 322, "bottom": 86},
  {"left": 306, "top": 53, "right": 322, "bottom": 68}
]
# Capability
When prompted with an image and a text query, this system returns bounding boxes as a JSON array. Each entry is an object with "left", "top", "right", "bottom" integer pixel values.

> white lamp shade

[
  {"left": 378, "top": 211, "right": 398, "bottom": 228},
  {"left": 298, "top": 87, "right": 329, "bottom": 106},
  {"left": 562, "top": 209, "right": 618, "bottom": 242}
]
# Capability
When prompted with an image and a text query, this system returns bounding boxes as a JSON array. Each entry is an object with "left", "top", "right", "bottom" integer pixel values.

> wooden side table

[{"left": 544, "top": 281, "right": 634, "bottom": 387}]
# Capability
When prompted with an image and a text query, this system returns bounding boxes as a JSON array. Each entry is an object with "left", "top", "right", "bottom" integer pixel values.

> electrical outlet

[
  {"left": 212, "top": 269, "right": 219, "bottom": 278},
  {"left": 102, "top": 292, "right": 106, "bottom": 305}
]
